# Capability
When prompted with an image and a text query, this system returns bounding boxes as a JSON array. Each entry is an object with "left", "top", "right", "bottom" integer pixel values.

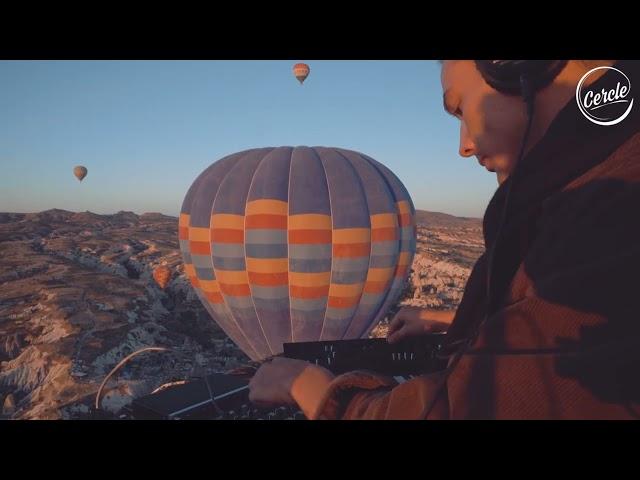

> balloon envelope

[
  {"left": 292, "top": 63, "right": 310, "bottom": 84},
  {"left": 153, "top": 266, "right": 171, "bottom": 289},
  {"left": 74, "top": 166, "right": 88, "bottom": 182},
  {"left": 179, "top": 147, "right": 416, "bottom": 361}
]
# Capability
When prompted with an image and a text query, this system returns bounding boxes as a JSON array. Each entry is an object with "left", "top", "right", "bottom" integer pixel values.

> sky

[{"left": 0, "top": 60, "right": 499, "bottom": 219}]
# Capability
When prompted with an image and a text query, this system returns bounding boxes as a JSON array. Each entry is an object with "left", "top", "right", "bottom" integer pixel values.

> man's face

[{"left": 441, "top": 60, "right": 529, "bottom": 185}]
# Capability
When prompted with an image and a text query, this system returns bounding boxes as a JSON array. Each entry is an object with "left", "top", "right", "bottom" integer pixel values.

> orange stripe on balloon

[
  {"left": 370, "top": 213, "right": 397, "bottom": 228},
  {"left": 189, "top": 241, "right": 211, "bottom": 255},
  {"left": 395, "top": 265, "right": 410, "bottom": 277},
  {"left": 332, "top": 228, "right": 370, "bottom": 244},
  {"left": 399, "top": 213, "right": 412, "bottom": 227},
  {"left": 245, "top": 214, "right": 287, "bottom": 229},
  {"left": 288, "top": 214, "right": 332, "bottom": 230},
  {"left": 396, "top": 201, "right": 411, "bottom": 214},
  {"left": 328, "top": 295, "right": 361, "bottom": 309},
  {"left": 204, "top": 291, "right": 224, "bottom": 304},
  {"left": 199, "top": 279, "right": 221, "bottom": 293},
  {"left": 211, "top": 214, "right": 245, "bottom": 229},
  {"left": 245, "top": 199, "right": 288, "bottom": 216},
  {"left": 289, "top": 285, "right": 330, "bottom": 299},
  {"left": 219, "top": 283, "right": 251, "bottom": 296},
  {"left": 188, "top": 227, "right": 211, "bottom": 242},
  {"left": 366, "top": 267, "right": 396, "bottom": 281},
  {"left": 245, "top": 258, "right": 289, "bottom": 273},
  {"left": 332, "top": 242, "right": 370, "bottom": 257},
  {"left": 247, "top": 271, "right": 289, "bottom": 286},
  {"left": 184, "top": 264, "right": 196, "bottom": 278},
  {"left": 371, "top": 227, "right": 398, "bottom": 242},
  {"left": 211, "top": 229, "right": 244, "bottom": 243},
  {"left": 179, "top": 213, "right": 190, "bottom": 227},
  {"left": 288, "top": 271, "right": 332, "bottom": 287},
  {"left": 328, "top": 283, "right": 364, "bottom": 296},
  {"left": 288, "top": 229, "right": 332, "bottom": 244},
  {"left": 215, "top": 270, "right": 249, "bottom": 284},
  {"left": 363, "top": 280, "right": 389, "bottom": 294},
  {"left": 398, "top": 252, "right": 412, "bottom": 265}
]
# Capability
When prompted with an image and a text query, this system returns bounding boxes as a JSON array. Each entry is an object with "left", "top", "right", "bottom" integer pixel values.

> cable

[
  {"left": 202, "top": 373, "right": 224, "bottom": 416},
  {"left": 94, "top": 346, "right": 170, "bottom": 411},
  {"left": 419, "top": 74, "right": 537, "bottom": 419},
  {"left": 151, "top": 380, "right": 188, "bottom": 394},
  {"left": 485, "top": 75, "right": 535, "bottom": 312}
]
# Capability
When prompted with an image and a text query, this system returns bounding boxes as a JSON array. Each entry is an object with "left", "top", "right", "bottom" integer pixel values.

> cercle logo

[{"left": 576, "top": 66, "right": 633, "bottom": 126}]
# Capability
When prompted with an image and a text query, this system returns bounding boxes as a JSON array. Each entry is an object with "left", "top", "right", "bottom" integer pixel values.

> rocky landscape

[{"left": 0, "top": 209, "right": 483, "bottom": 419}]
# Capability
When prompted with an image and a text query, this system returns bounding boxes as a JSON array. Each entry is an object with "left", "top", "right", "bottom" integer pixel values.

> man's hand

[
  {"left": 387, "top": 306, "right": 456, "bottom": 344},
  {"left": 248, "top": 357, "right": 306, "bottom": 406},
  {"left": 248, "top": 357, "right": 335, "bottom": 418}
]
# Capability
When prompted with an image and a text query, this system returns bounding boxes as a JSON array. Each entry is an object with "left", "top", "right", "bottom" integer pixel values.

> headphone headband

[{"left": 474, "top": 60, "right": 568, "bottom": 96}]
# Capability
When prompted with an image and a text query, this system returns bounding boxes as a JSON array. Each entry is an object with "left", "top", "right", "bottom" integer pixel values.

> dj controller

[{"left": 112, "top": 334, "right": 448, "bottom": 420}]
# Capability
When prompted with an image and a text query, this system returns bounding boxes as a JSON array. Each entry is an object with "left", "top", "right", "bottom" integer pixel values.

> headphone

[
  {"left": 474, "top": 60, "right": 568, "bottom": 98},
  {"left": 421, "top": 60, "right": 568, "bottom": 419}
]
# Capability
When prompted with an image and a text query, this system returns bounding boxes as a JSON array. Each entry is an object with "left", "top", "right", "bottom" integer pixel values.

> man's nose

[{"left": 459, "top": 123, "right": 477, "bottom": 158}]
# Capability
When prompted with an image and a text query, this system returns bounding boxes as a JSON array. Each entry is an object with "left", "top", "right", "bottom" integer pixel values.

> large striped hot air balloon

[
  {"left": 179, "top": 147, "right": 416, "bottom": 361},
  {"left": 292, "top": 63, "right": 310, "bottom": 84}
]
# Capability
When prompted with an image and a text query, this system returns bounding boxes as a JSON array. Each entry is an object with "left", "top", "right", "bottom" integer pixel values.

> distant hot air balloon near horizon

[
  {"left": 153, "top": 266, "right": 172, "bottom": 289},
  {"left": 179, "top": 147, "right": 416, "bottom": 361},
  {"left": 73, "top": 166, "right": 88, "bottom": 182},
  {"left": 292, "top": 63, "right": 310, "bottom": 85}
]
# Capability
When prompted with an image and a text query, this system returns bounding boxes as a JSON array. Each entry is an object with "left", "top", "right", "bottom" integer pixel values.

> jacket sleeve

[{"left": 312, "top": 370, "right": 450, "bottom": 420}]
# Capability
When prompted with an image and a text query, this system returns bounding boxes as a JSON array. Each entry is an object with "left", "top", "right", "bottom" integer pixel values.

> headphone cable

[{"left": 420, "top": 74, "right": 536, "bottom": 419}]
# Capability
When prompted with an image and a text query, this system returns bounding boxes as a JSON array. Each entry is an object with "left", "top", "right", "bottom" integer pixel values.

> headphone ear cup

[{"left": 475, "top": 60, "right": 525, "bottom": 95}]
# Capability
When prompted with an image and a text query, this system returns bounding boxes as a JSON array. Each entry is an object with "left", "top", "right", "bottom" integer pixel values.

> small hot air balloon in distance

[
  {"left": 292, "top": 63, "right": 310, "bottom": 85},
  {"left": 74, "top": 166, "right": 88, "bottom": 182},
  {"left": 153, "top": 265, "right": 171, "bottom": 289}
]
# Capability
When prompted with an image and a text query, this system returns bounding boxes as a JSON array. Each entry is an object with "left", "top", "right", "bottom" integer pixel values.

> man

[{"left": 248, "top": 59, "right": 640, "bottom": 419}]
